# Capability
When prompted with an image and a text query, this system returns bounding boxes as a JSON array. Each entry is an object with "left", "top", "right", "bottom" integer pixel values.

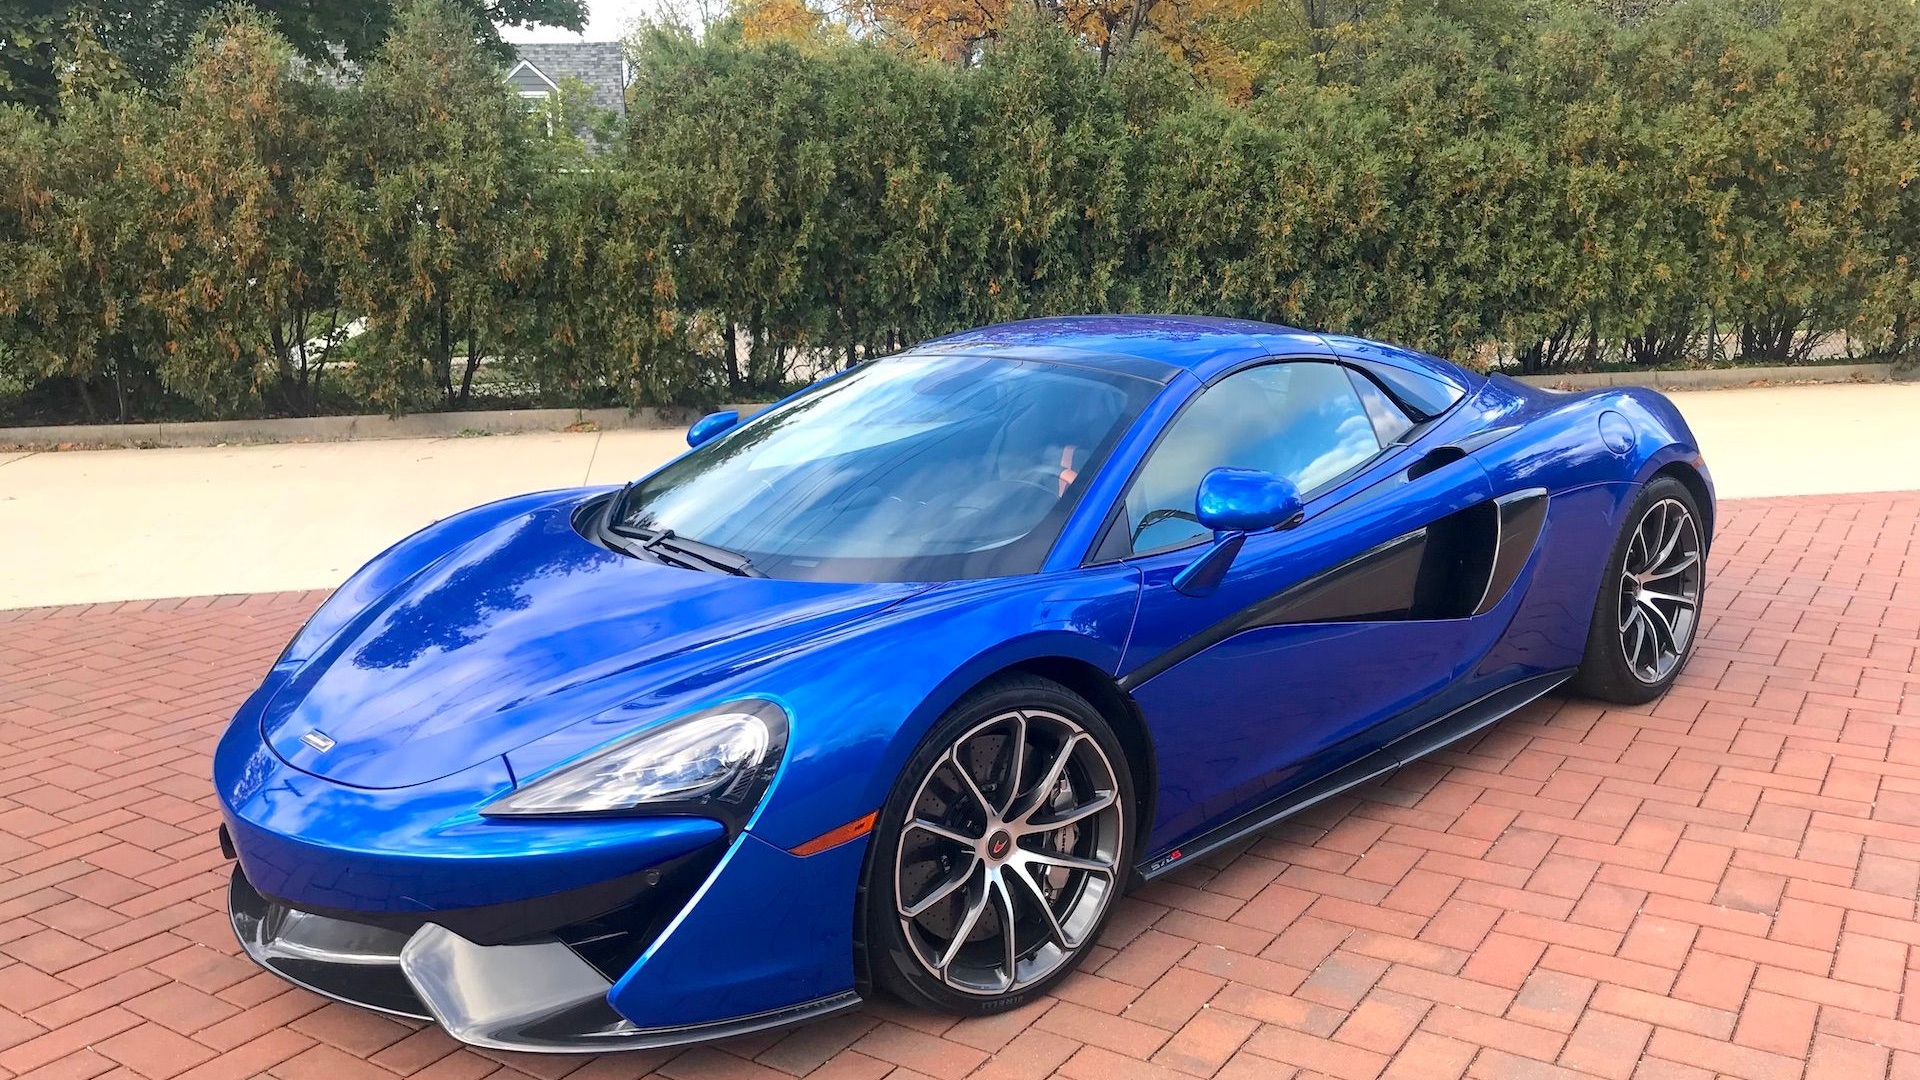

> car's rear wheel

[
  {"left": 1571, "top": 475, "right": 1706, "bottom": 704},
  {"left": 863, "top": 674, "right": 1134, "bottom": 1014}
]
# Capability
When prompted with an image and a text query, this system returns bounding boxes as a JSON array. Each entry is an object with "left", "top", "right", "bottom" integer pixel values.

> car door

[{"left": 1099, "top": 359, "right": 1497, "bottom": 854}]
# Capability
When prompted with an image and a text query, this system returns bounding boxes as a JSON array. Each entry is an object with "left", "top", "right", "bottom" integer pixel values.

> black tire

[
  {"left": 862, "top": 673, "right": 1136, "bottom": 1015},
  {"left": 1570, "top": 475, "right": 1707, "bottom": 704}
]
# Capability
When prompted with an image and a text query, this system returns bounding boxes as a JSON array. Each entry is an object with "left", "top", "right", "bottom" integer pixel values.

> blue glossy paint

[
  {"left": 609, "top": 832, "right": 868, "bottom": 1025},
  {"left": 1195, "top": 468, "right": 1303, "bottom": 533},
  {"left": 685, "top": 410, "right": 739, "bottom": 447},
  {"left": 917, "top": 315, "right": 1335, "bottom": 376},
  {"left": 505, "top": 559, "right": 1146, "bottom": 852},
  {"left": 213, "top": 315, "right": 1714, "bottom": 1037},
  {"left": 215, "top": 722, "right": 725, "bottom": 911},
  {"left": 258, "top": 498, "right": 923, "bottom": 790},
  {"left": 1122, "top": 439, "right": 1497, "bottom": 846}
]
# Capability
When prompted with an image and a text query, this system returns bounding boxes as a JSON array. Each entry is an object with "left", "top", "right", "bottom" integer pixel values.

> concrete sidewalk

[
  {"left": 0, "top": 429, "right": 686, "bottom": 609},
  {"left": 3, "top": 382, "right": 1918, "bottom": 610}
]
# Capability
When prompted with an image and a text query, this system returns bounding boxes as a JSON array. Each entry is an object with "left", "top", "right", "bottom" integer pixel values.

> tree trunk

[
  {"left": 723, "top": 323, "right": 742, "bottom": 394},
  {"left": 112, "top": 344, "right": 129, "bottom": 424},
  {"left": 289, "top": 302, "right": 313, "bottom": 416},
  {"left": 458, "top": 327, "right": 480, "bottom": 403},
  {"left": 310, "top": 308, "right": 339, "bottom": 412},
  {"left": 748, "top": 318, "right": 772, "bottom": 392},
  {"left": 270, "top": 318, "right": 296, "bottom": 415},
  {"left": 1305, "top": 0, "right": 1331, "bottom": 81},
  {"left": 1624, "top": 308, "right": 1698, "bottom": 368},
  {"left": 1740, "top": 311, "right": 1800, "bottom": 364},
  {"left": 437, "top": 301, "right": 454, "bottom": 405}
]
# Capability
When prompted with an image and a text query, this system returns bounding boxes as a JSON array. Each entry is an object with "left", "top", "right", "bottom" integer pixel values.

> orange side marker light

[{"left": 790, "top": 811, "right": 879, "bottom": 857}]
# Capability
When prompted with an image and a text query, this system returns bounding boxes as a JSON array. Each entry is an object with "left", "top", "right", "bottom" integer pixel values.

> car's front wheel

[{"left": 863, "top": 674, "right": 1134, "bottom": 1014}]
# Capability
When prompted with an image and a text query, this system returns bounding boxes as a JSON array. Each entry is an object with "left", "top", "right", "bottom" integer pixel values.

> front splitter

[{"left": 227, "top": 867, "right": 859, "bottom": 1052}]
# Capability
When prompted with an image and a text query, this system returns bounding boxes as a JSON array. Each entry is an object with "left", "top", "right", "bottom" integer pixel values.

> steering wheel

[
  {"left": 923, "top": 476, "right": 1053, "bottom": 547},
  {"left": 1005, "top": 462, "right": 1072, "bottom": 497}
]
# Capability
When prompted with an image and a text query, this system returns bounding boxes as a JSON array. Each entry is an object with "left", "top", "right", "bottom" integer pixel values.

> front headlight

[{"left": 481, "top": 700, "right": 788, "bottom": 824}]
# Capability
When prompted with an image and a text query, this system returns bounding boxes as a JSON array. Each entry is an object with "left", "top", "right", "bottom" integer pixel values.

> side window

[
  {"left": 1347, "top": 368, "right": 1416, "bottom": 445},
  {"left": 1118, "top": 362, "right": 1389, "bottom": 555}
]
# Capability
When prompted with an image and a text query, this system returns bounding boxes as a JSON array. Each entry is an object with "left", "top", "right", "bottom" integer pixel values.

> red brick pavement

[{"left": 3, "top": 492, "right": 1919, "bottom": 1080}]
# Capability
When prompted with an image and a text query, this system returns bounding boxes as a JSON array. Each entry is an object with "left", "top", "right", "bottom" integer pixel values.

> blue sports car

[{"left": 215, "top": 316, "right": 1712, "bottom": 1052}]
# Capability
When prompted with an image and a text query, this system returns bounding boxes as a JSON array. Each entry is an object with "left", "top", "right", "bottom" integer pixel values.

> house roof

[{"left": 508, "top": 42, "right": 628, "bottom": 114}]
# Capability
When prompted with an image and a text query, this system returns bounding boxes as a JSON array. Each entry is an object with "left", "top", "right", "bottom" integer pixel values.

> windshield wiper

[
  {"left": 598, "top": 527, "right": 700, "bottom": 572},
  {"left": 602, "top": 482, "right": 634, "bottom": 534},
  {"left": 645, "top": 532, "right": 764, "bottom": 577},
  {"left": 600, "top": 496, "right": 763, "bottom": 578}
]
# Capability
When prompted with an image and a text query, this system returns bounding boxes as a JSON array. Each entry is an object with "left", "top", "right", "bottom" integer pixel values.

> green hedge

[{"left": 2, "top": 0, "right": 1917, "bottom": 423}]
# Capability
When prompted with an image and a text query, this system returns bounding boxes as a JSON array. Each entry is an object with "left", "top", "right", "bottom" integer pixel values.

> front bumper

[
  {"left": 217, "top": 702, "right": 873, "bottom": 1051},
  {"left": 227, "top": 865, "right": 859, "bottom": 1053}
]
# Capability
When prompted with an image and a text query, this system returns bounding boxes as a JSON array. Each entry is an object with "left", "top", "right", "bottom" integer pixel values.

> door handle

[
  {"left": 1408, "top": 446, "right": 1467, "bottom": 480},
  {"left": 1409, "top": 425, "right": 1521, "bottom": 479}
]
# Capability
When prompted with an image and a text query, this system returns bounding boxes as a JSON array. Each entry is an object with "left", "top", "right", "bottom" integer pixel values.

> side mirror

[
  {"left": 1173, "top": 469, "right": 1304, "bottom": 597},
  {"left": 1195, "top": 468, "right": 1304, "bottom": 534},
  {"left": 686, "top": 410, "right": 739, "bottom": 448}
]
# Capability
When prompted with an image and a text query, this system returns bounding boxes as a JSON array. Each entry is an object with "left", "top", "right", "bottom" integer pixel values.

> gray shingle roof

[{"left": 508, "top": 42, "right": 628, "bottom": 115}]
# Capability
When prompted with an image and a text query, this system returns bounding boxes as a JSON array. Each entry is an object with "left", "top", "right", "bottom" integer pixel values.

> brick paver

[{"left": 3, "top": 492, "right": 1918, "bottom": 1080}]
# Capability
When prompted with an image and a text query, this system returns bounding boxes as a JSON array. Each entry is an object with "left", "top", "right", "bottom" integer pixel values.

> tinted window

[
  {"left": 1120, "top": 362, "right": 1386, "bottom": 554},
  {"left": 615, "top": 355, "right": 1157, "bottom": 582},
  {"left": 1347, "top": 368, "right": 1415, "bottom": 445}
]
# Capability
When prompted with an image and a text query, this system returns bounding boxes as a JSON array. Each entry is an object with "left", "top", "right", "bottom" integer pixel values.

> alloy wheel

[
  {"left": 893, "top": 708, "right": 1124, "bottom": 996},
  {"left": 1617, "top": 497, "right": 1703, "bottom": 684}
]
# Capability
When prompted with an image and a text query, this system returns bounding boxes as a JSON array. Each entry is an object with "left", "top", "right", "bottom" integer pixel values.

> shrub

[{"left": 3, "top": 0, "right": 1917, "bottom": 423}]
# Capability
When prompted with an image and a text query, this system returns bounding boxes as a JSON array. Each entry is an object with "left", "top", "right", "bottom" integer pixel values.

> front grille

[{"left": 240, "top": 837, "right": 727, "bottom": 958}]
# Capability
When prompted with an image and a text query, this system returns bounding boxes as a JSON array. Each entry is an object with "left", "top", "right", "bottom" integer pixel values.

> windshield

[{"left": 611, "top": 355, "right": 1159, "bottom": 582}]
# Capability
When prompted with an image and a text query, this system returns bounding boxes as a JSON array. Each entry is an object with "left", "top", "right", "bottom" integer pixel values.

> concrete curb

[
  {"left": 0, "top": 403, "right": 773, "bottom": 451},
  {"left": 1513, "top": 362, "right": 1894, "bottom": 391}
]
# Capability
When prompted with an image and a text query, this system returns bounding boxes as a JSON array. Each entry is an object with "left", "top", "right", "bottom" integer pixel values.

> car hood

[{"left": 260, "top": 497, "right": 924, "bottom": 789}]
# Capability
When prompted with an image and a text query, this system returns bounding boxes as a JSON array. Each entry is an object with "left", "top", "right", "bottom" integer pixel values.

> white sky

[{"left": 500, "top": 0, "right": 670, "bottom": 42}]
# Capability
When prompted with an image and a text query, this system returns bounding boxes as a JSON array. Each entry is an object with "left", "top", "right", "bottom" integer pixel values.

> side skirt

[{"left": 1135, "top": 669, "right": 1574, "bottom": 881}]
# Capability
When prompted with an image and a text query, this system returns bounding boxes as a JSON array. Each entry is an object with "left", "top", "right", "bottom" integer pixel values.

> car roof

[
  {"left": 908, "top": 316, "right": 1473, "bottom": 403},
  {"left": 911, "top": 314, "right": 1324, "bottom": 370}
]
